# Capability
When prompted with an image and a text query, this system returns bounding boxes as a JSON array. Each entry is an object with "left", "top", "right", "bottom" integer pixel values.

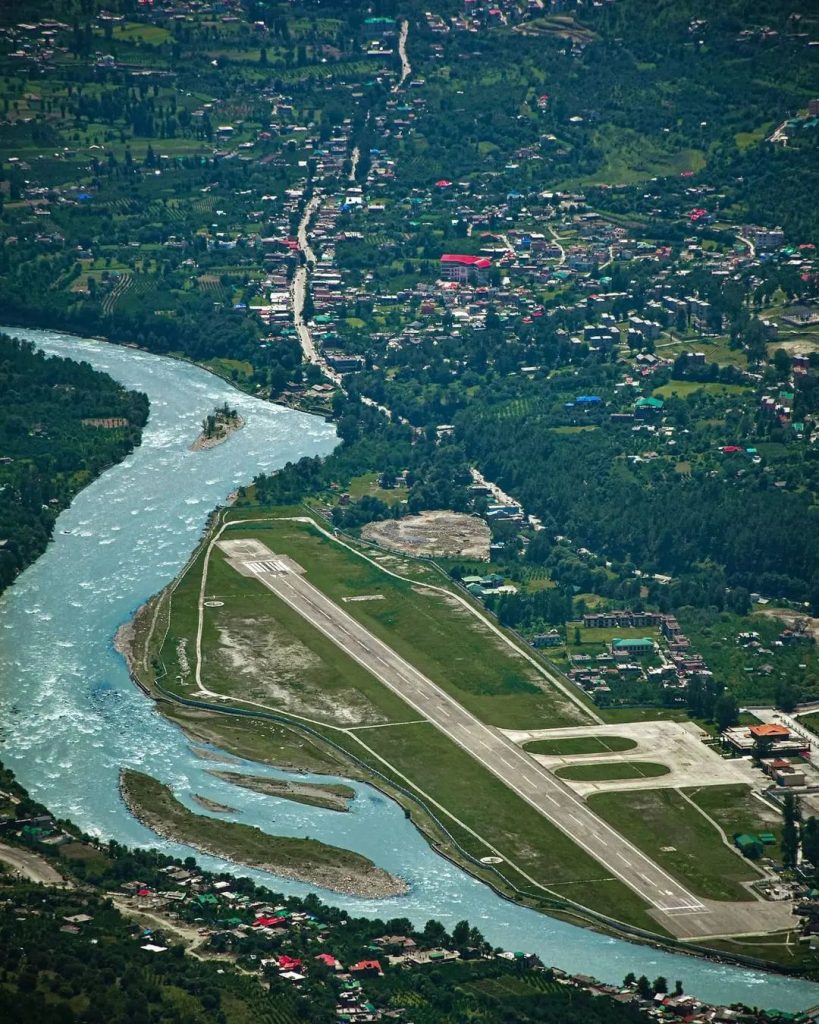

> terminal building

[{"left": 721, "top": 722, "right": 810, "bottom": 757}]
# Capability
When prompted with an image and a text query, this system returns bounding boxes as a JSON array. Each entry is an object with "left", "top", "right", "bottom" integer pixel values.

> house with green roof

[
  {"left": 634, "top": 396, "right": 664, "bottom": 417},
  {"left": 610, "top": 637, "right": 656, "bottom": 657}
]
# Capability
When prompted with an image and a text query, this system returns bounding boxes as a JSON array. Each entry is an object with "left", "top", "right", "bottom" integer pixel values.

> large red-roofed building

[{"left": 439, "top": 253, "right": 491, "bottom": 283}]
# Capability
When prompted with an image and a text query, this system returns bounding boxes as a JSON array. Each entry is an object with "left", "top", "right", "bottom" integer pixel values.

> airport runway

[{"left": 217, "top": 539, "right": 713, "bottom": 925}]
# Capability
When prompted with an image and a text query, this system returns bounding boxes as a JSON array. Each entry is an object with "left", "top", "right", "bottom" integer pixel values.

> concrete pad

[
  {"left": 502, "top": 721, "right": 751, "bottom": 794},
  {"left": 651, "top": 897, "right": 795, "bottom": 940},
  {"left": 216, "top": 539, "right": 305, "bottom": 578}
]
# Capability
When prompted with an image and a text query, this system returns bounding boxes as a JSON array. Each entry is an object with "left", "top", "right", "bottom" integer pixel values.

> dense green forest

[{"left": 0, "top": 334, "right": 148, "bottom": 592}]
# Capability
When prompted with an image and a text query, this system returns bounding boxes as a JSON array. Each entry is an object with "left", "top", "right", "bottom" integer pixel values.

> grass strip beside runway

[{"left": 587, "top": 789, "right": 759, "bottom": 902}]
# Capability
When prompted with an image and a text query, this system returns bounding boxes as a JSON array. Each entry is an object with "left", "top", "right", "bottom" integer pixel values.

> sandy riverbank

[
  {"left": 209, "top": 770, "right": 355, "bottom": 812},
  {"left": 192, "top": 794, "right": 238, "bottom": 814}
]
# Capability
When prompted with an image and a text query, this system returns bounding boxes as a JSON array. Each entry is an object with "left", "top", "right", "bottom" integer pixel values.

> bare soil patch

[
  {"left": 362, "top": 510, "right": 490, "bottom": 560},
  {"left": 211, "top": 617, "right": 388, "bottom": 726}
]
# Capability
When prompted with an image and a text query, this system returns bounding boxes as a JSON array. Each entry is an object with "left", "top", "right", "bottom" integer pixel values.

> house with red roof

[
  {"left": 349, "top": 959, "right": 383, "bottom": 977},
  {"left": 278, "top": 954, "right": 304, "bottom": 971},
  {"left": 315, "top": 952, "right": 342, "bottom": 970}
]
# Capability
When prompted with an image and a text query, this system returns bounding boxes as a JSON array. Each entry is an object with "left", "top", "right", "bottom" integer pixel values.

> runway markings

[
  {"left": 246, "top": 558, "right": 291, "bottom": 575},
  {"left": 230, "top": 546, "right": 709, "bottom": 915}
]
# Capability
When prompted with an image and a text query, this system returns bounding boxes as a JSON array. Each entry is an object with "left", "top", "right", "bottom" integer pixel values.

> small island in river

[
  {"left": 190, "top": 401, "right": 244, "bottom": 451},
  {"left": 120, "top": 769, "right": 407, "bottom": 899},
  {"left": 209, "top": 770, "right": 356, "bottom": 812}
]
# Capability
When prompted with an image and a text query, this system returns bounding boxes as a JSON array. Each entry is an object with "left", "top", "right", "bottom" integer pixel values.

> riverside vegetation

[
  {"left": 119, "top": 769, "right": 406, "bottom": 899},
  {"left": 0, "top": 332, "right": 148, "bottom": 593}
]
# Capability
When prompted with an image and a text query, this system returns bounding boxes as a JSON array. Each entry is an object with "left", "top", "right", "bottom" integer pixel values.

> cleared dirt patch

[
  {"left": 362, "top": 510, "right": 490, "bottom": 560},
  {"left": 209, "top": 616, "right": 388, "bottom": 726}
]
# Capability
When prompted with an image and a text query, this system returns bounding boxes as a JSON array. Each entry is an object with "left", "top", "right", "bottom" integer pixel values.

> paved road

[
  {"left": 218, "top": 540, "right": 707, "bottom": 920},
  {"left": 0, "top": 841, "right": 70, "bottom": 887},
  {"left": 395, "top": 19, "right": 411, "bottom": 91}
]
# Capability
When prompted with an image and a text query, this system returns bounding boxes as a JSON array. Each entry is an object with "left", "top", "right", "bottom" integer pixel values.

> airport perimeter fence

[{"left": 149, "top": 679, "right": 798, "bottom": 976}]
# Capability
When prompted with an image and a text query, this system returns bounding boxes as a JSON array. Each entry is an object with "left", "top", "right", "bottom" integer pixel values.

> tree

[
  {"left": 714, "top": 693, "right": 739, "bottom": 732},
  {"left": 653, "top": 977, "right": 668, "bottom": 995},
  {"left": 451, "top": 920, "right": 470, "bottom": 948},
  {"left": 802, "top": 816, "right": 819, "bottom": 868},
  {"left": 636, "top": 976, "right": 652, "bottom": 999}
]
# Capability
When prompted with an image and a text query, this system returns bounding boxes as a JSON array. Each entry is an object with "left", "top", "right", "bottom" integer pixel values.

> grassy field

[
  {"left": 653, "top": 381, "right": 750, "bottom": 399},
  {"left": 523, "top": 735, "right": 637, "bottom": 756},
  {"left": 656, "top": 335, "right": 749, "bottom": 369},
  {"left": 555, "top": 762, "right": 670, "bottom": 781},
  {"left": 349, "top": 721, "right": 662, "bottom": 931},
  {"left": 587, "top": 789, "right": 759, "bottom": 901},
  {"left": 346, "top": 472, "right": 408, "bottom": 507},
  {"left": 202, "top": 515, "right": 590, "bottom": 730},
  {"left": 573, "top": 625, "right": 660, "bottom": 646},
  {"left": 152, "top": 699, "right": 358, "bottom": 778},
  {"left": 685, "top": 785, "right": 782, "bottom": 859},
  {"left": 120, "top": 770, "right": 403, "bottom": 898}
]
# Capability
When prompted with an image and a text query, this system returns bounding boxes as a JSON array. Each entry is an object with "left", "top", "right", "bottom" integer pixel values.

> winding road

[{"left": 395, "top": 19, "right": 411, "bottom": 91}]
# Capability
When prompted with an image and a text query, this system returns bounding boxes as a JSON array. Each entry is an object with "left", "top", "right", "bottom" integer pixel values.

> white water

[{"left": 0, "top": 327, "right": 815, "bottom": 1009}]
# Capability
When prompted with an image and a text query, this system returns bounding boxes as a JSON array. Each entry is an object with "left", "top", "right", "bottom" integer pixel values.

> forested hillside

[{"left": 0, "top": 334, "right": 148, "bottom": 592}]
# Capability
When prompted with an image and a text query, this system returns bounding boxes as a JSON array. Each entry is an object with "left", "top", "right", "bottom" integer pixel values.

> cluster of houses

[
  {"left": 109, "top": 875, "right": 819, "bottom": 1024},
  {"left": 563, "top": 610, "right": 712, "bottom": 703}
]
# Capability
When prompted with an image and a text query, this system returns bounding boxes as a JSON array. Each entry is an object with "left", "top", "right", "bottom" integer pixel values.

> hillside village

[{"left": 2, "top": 0, "right": 818, "bottom": 718}]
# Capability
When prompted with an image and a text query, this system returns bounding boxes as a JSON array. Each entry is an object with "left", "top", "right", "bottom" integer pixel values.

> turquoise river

[{"left": 0, "top": 327, "right": 816, "bottom": 1009}]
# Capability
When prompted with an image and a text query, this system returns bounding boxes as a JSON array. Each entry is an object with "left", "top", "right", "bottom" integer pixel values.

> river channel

[{"left": 0, "top": 326, "right": 816, "bottom": 1008}]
